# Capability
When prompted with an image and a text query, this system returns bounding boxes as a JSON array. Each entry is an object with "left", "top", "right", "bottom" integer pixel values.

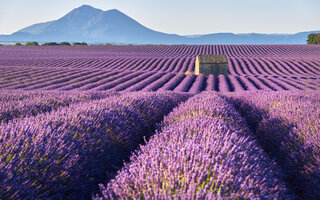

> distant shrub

[
  {"left": 59, "top": 42, "right": 71, "bottom": 46},
  {"left": 72, "top": 42, "right": 87, "bottom": 46},
  {"left": 42, "top": 42, "right": 59, "bottom": 46},
  {"left": 96, "top": 43, "right": 110, "bottom": 46},
  {"left": 14, "top": 42, "right": 23, "bottom": 46},
  {"left": 307, "top": 33, "right": 320, "bottom": 44},
  {"left": 25, "top": 42, "right": 39, "bottom": 46}
]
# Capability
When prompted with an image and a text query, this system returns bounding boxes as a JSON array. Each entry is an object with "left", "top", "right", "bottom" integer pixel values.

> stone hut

[{"left": 195, "top": 54, "right": 228, "bottom": 76}]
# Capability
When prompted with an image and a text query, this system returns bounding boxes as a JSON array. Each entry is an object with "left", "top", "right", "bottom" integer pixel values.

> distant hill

[
  {"left": 0, "top": 5, "right": 319, "bottom": 44},
  {"left": 189, "top": 31, "right": 320, "bottom": 45}
]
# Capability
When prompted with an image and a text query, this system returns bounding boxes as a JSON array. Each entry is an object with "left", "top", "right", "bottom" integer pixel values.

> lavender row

[
  {"left": 96, "top": 92, "right": 293, "bottom": 199},
  {"left": 1, "top": 65, "right": 319, "bottom": 92},
  {"left": 1, "top": 55, "right": 319, "bottom": 77},
  {"left": 225, "top": 91, "right": 320, "bottom": 199},
  {"left": 1, "top": 48, "right": 320, "bottom": 78},
  {"left": 141, "top": 73, "right": 175, "bottom": 91},
  {"left": 108, "top": 72, "right": 155, "bottom": 92},
  {"left": 0, "top": 92, "right": 190, "bottom": 199},
  {"left": 0, "top": 90, "right": 115, "bottom": 124},
  {"left": 0, "top": 67, "right": 81, "bottom": 89},
  {"left": 124, "top": 72, "right": 166, "bottom": 92},
  {"left": 1, "top": 45, "right": 319, "bottom": 60},
  {"left": 229, "top": 57, "right": 320, "bottom": 76}
]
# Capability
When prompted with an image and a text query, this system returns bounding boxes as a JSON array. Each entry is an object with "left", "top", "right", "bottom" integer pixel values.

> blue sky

[{"left": 0, "top": 0, "right": 319, "bottom": 35}]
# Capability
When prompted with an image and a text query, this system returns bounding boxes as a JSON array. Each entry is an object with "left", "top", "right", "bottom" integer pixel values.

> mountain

[
  {"left": 0, "top": 5, "right": 185, "bottom": 44},
  {"left": 0, "top": 5, "right": 318, "bottom": 44}
]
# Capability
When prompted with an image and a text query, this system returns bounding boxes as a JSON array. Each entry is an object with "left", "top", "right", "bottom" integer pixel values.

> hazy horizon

[{"left": 1, "top": 0, "right": 319, "bottom": 36}]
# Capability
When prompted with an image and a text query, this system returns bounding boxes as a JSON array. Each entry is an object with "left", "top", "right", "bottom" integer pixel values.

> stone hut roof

[{"left": 196, "top": 54, "right": 228, "bottom": 64}]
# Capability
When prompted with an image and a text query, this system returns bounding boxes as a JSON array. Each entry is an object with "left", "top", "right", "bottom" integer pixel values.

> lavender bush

[
  {"left": 0, "top": 90, "right": 114, "bottom": 124},
  {"left": 0, "top": 91, "right": 190, "bottom": 199},
  {"left": 225, "top": 91, "right": 320, "bottom": 199}
]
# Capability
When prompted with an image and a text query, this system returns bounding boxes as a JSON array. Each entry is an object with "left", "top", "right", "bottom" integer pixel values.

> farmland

[
  {"left": 0, "top": 45, "right": 319, "bottom": 199},
  {"left": 0, "top": 45, "right": 319, "bottom": 92}
]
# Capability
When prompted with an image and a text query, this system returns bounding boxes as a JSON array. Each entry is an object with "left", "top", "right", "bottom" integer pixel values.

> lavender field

[
  {"left": 0, "top": 45, "right": 319, "bottom": 199},
  {"left": 0, "top": 45, "right": 320, "bottom": 92}
]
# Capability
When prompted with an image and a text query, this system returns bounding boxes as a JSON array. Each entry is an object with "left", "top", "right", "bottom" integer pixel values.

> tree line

[
  {"left": 15, "top": 42, "right": 88, "bottom": 46},
  {"left": 12, "top": 34, "right": 320, "bottom": 46}
]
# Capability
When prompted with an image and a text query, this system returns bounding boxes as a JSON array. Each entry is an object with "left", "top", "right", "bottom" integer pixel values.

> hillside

[{"left": 0, "top": 5, "right": 319, "bottom": 44}]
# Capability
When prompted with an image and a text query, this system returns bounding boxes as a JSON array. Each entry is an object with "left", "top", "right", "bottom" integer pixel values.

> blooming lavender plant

[
  {"left": 0, "top": 90, "right": 114, "bottom": 124},
  {"left": 96, "top": 92, "right": 294, "bottom": 199},
  {"left": 225, "top": 90, "right": 320, "bottom": 199},
  {"left": 0, "top": 91, "right": 189, "bottom": 199}
]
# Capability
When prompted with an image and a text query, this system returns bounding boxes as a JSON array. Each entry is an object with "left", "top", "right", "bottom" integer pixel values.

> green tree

[
  {"left": 25, "top": 42, "right": 39, "bottom": 46},
  {"left": 307, "top": 33, "right": 320, "bottom": 44},
  {"left": 14, "top": 42, "right": 23, "bottom": 46},
  {"left": 72, "top": 42, "right": 87, "bottom": 46},
  {"left": 59, "top": 42, "right": 71, "bottom": 45},
  {"left": 41, "top": 42, "right": 59, "bottom": 46}
]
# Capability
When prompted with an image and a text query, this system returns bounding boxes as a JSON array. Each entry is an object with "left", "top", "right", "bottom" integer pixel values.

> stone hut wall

[{"left": 195, "top": 55, "right": 228, "bottom": 76}]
